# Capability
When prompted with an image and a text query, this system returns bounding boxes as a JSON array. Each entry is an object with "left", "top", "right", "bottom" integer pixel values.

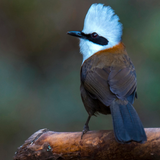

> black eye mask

[
  {"left": 67, "top": 31, "right": 108, "bottom": 46},
  {"left": 81, "top": 32, "right": 108, "bottom": 45}
]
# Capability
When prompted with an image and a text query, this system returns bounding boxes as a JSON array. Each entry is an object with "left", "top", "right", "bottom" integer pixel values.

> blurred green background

[{"left": 0, "top": 0, "right": 160, "bottom": 159}]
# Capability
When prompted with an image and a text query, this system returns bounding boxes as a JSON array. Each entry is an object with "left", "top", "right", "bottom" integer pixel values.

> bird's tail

[{"left": 110, "top": 99, "right": 147, "bottom": 143}]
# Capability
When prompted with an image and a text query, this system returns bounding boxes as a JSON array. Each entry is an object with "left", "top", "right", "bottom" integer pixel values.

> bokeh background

[{"left": 0, "top": 0, "right": 160, "bottom": 159}]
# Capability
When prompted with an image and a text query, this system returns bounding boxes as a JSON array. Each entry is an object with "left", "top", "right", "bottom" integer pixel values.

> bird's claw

[{"left": 81, "top": 125, "right": 90, "bottom": 139}]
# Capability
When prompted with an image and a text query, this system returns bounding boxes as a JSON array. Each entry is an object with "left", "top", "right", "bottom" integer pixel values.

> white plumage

[{"left": 79, "top": 3, "right": 123, "bottom": 63}]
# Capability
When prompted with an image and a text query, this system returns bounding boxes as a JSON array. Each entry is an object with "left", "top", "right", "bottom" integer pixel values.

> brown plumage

[{"left": 80, "top": 42, "right": 135, "bottom": 115}]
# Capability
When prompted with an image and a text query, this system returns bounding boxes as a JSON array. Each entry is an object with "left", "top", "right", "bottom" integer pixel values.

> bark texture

[{"left": 14, "top": 128, "right": 160, "bottom": 160}]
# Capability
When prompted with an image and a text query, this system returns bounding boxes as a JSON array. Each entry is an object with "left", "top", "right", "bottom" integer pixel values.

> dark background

[{"left": 0, "top": 0, "right": 160, "bottom": 159}]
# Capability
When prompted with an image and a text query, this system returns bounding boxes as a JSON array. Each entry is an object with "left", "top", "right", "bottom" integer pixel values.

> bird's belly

[{"left": 96, "top": 100, "right": 111, "bottom": 115}]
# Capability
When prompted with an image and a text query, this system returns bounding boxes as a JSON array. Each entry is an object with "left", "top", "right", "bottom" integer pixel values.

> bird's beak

[{"left": 67, "top": 31, "right": 83, "bottom": 38}]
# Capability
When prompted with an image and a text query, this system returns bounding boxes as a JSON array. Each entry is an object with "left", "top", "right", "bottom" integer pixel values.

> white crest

[{"left": 79, "top": 3, "right": 123, "bottom": 64}]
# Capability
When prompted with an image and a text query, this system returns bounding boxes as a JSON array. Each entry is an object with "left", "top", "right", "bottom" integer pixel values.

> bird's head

[{"left": 68, "top": 3, "right": 123, "bottom": 63}]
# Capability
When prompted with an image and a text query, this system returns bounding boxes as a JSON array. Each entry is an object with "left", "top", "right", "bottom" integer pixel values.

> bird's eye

[{"left": 91, "top": 32, "right": 98, "bottom": 38}]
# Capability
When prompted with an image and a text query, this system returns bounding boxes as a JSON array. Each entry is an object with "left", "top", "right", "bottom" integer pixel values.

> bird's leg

[{"left": 81, "top": 115, "right": 91, "bottom": 139}]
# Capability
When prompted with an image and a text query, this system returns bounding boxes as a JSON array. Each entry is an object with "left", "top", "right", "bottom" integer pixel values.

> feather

[{"left": 110, "top": 99, "right": 147, "bottom": 143}]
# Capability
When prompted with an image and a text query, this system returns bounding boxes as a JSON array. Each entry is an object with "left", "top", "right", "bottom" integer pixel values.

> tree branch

[{"left": 14, "top": 128, "right": 160, "bottom": 160}]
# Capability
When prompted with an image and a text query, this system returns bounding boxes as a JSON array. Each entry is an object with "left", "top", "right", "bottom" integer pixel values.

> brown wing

[
  {"left": 108, "top": 66, "right": 137, "bottom": 100},
  {"left": 82, "top": 67, "right": 116, "bottom": 106},
  {"left": 82, "top": 62, "right": 137, "bottom": 106}
]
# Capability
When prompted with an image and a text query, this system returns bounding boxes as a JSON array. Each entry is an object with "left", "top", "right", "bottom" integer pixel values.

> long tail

[{"left": 110, "top": 99, "right": 147, "bottom": 143}]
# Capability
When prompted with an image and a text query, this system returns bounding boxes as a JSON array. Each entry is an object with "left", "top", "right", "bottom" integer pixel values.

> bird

[{"left": 67, "top": 3, "right": 147, "bottom": 143}]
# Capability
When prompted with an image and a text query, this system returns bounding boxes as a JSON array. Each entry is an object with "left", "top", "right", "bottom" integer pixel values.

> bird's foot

[{"left": 81, "top": 124, "right": 90, "bottom": 139}]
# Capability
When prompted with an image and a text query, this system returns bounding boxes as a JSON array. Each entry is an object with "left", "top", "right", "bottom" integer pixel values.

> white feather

[{"left": 79, "top": 3, "right": 123, "bottom": 64}]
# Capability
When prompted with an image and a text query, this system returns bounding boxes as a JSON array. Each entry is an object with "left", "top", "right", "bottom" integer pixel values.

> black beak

[{"left": 67, "top": 31, "right": 83, "bottom": 38}]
